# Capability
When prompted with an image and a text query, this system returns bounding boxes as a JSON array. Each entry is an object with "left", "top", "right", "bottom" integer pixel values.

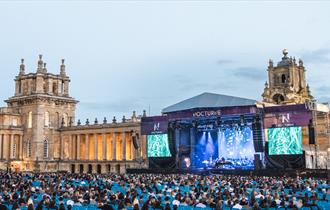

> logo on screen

[
  {"left": 280, "top": 113, "right": 290, "bottom": 124},
  {"left": 153, "top": 122, "right": 160, "bottom": 131}
]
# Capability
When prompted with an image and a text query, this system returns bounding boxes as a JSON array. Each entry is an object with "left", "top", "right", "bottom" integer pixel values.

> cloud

[
  {"left": 317, "top": 96, "right": 330, "bottom": 104},
  {"left": 80, "top": 99, "right": 143, "bottom": 114},
  {"left": 217, "top": 59, "right": 234, "bottom": 65},
  {"left": 315, "top": 85, "right": 330, "bottom": 95},
  {"left": 230, "top": 67, "right": 266, "bottom": 80},
  {"left": 171, "top": 72, "right": 235, "bottom": 93},
  {"left": 300, "top": 48, "right": 330, "bottom": 64}
]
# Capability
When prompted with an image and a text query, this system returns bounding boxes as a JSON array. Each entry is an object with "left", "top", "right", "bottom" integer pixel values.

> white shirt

[
  {"left": 196, "top": 203, "right": 206, "bottom": 208},
  {"left": 172, "top": 200, "right": 180, "bottom": 206},
  {"left": 233, "top": 203, "right": 243, "bottom": 209}
]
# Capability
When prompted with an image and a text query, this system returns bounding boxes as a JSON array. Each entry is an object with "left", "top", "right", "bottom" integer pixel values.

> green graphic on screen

[
  {"left": 147, "top": 134, "right": 171, "bottom": 157},
  {"left": 268, "top": 126, "right": 303, "bottom": 155}
]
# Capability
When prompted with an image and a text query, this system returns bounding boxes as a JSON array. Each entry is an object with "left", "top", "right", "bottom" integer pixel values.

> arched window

[
  {"left": 281, "top": 74, "right": 286, "bottom": 83},
  {"left": 43, "top": 81, "right": 47, "bottom": 93},
  {"left": 56, "top": 112, "right": 60, "bottom": 128},
  {"left": 53, "top": 82, "right": 58, "bottom": 95},
  {"left": 27, "top": 140, "right": 32, "bottom": 158},
  {"left": 61, "top": 81, "right": 65, "bottom": 94},
  {"left": 273, "top": 94, "right": 285, "bottom": 104},
  {"left": 18, "top": 80, "right": 21, "bottom": 94},
  {"left": 44, "top": 111, "right": 50, "bottom": 127},
  {"left": 43, "top": 139, "right": 49, "bottom": 158},
  {"left": 28, "top": 111, "right": 33, "bottom": 128}
]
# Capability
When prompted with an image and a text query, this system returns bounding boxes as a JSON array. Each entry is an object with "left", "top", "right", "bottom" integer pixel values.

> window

[
  {"left": 281, "top": 74, "right": 286, "bottom": 83},
  {"left": 43, "top": 81, "right": 47, "bottom": 93},
  {"left": 56, "top": 112, "right": 60, "bottom": 128},
  {"left": 27, "top": 140, "right": 32, "bottom": 158},
  {"left": 53, "top": 82, "right": 58, "bottom": 95},
  {"left": 43, "top": 139, "right": 49, "bottom": 158},
  {"left": 12, "top": 118, "right": 18, "bottom": 126},
  {"left": 28, "top": 111, "right": 33, "bottom": 128},
  {"left": 18, "top": 80, "right": 21, "bottom": 94},
  {"left": 13, "top": 143, "right": 17, "bottom": 158},
  {"left": 61, "top": 81, "right": 64, "bottom": 94},
  {"left": 44, "top": 112, "right": 50, "bottom": 127}
]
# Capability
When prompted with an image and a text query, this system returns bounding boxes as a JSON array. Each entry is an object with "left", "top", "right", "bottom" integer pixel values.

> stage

[
  {"left": 165, "top": 112, "right": 265, "bottom": 171},
  {"left": 142, "top": 103, "right": 320, "bottom": 171}
]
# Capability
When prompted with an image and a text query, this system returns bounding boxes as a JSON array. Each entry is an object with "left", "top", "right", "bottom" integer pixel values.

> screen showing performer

[{"left": 195, "top": 125, "right": 255, "bottom": 169}]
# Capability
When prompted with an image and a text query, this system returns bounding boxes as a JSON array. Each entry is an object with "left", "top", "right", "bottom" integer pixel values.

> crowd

[{"left": 0, "top": 172, "right": 329, "bottom": 210}]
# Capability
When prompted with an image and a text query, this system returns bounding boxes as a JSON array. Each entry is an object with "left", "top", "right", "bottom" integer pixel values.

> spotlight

[{"left": 184, "top": 157, "right": 191, "bottom": 168}]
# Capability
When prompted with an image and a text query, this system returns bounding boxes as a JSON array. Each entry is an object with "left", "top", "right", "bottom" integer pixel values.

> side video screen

[
  {"left": 147, "top": 134, "right": 171, "bottom": 157},
  {"left": 268, "top": 126, "right": 303, "bottom": 155}
]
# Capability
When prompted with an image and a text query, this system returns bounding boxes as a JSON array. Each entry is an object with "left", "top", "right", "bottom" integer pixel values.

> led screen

[
  {"left": 194, "top": 125, "right": 255, "bottom": 170},
  {"left": 147, "top": 134, "right": 171, "bottom": 157},
  {"left": 268, "top": 126, "right": 303, "bottom": 155}
]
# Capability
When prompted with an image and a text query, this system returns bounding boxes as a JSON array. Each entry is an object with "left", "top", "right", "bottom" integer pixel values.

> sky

[{"left": 1, "top": 1, "right": 330, "bottom": 121}]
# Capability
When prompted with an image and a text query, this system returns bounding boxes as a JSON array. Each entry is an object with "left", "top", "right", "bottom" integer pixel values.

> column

[
  {"left": 58, "top": 80, "right": 62, "bottom": 95},
  {"left": 175, "top": 129, "right": 180, "bottom": 169},
  {"left": 190, "top": 128, "right": 196, "bottom": 168},
  {"left": 77, "top": 135, "right": 80, "bottom": 160},
  {"left": 122, "top": 132, "right": 126, "bottom": 161},
  {"left": 19, "top": 135, "right": 23, "bottom": 159},
  {"left": 2, "top": 135, "right": 9, "bottom": 160},
  {"left": 131, "top": 133, "right": 135, "bottom": 160},
  {"left": 10, "top": 134, "right": 14, "bottom": 159},
  {"left": 60, "top": 135, "right": 64, "bottom": 159},
  {"left": 64, "top": 80, "right": 69, "bottom": 95},
  {"left": 48, "top": 78, "right": 53, "bottom": 94},
  {"left": 0, "top": 134, "right": 2, "bottom": 160},
  {"left": 102, "top": 133, "right": 106, "bottom": 160},
  {"left": 85, "top": 134, "right": 89, "bottom": 160},
  {"left": 2, "top": 135, "right": 7, "bottom": 160},
  {"left": 69, "top": 135, "right": 73, "bottom": 159},
  {"left": 112, "top": 133, "right": 116, "bottom": 161},
  {"left": 94, "top": 133, "right": 98, "bottom": 160}
]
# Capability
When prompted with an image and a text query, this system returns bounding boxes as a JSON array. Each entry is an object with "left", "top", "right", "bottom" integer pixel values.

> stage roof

[{"left": 162, "top": 92, "right": 257, "bottom": 113}]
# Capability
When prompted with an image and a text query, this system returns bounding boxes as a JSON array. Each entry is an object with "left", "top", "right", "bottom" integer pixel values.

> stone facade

[
  {"left": 262, "top": 49, "right": 313, "bottom": 104},
  {"left": 262, "top": 50, "right": 330, "bottom": 168},
  {"left": 0, "top": 56, "right": 147, "bottom": 173}
]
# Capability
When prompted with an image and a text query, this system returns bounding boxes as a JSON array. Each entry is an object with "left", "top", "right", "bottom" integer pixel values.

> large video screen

[
  {"left": 194, "top": 125, "right": 255, "bottom": 170},
  {"left": 268, "top": 126, "right": 303, "bottom": 155},
  {"left": 147, "top": 134, "right": 171, "bottom": 157}
]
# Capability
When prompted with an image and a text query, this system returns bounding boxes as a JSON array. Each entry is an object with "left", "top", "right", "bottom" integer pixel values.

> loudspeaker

[
  {"left": 254, "top": 154, "right": 262, "bottom": 169},
  {"left": 167, "top": 127, "right": 176, "bottom": 156},
  {"left": 252, "top": 117, "right": 264, "bottom": 152},
  {"left": 132, "top": 132, "right": 139, "bottom": 149},
  {"left": 308, "top": 124, "right": 315, "bottom": 145}
]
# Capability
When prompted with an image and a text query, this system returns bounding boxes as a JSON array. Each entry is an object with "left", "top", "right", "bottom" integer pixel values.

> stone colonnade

[
  {"left": 0, "top": 133, "right": 24, "bottom": 161},
  {"left": 60, "top": 131, "right": 136, "bottom": 162}
]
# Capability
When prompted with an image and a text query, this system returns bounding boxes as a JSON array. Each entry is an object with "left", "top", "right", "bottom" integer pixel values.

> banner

[
  {"left": 141, "top": 116, "right": 169, "bottom": 135},
  {"left": 263, "top": 104, "right": 312, "bottom": 128}
]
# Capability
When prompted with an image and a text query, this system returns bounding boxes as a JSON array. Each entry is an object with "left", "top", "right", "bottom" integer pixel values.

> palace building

[
  {"left": 0, "top": 55, "right": 147, "bottom": 173},
  {"left": 1, "top": 50, "right": 329, "bottom": 173}
]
